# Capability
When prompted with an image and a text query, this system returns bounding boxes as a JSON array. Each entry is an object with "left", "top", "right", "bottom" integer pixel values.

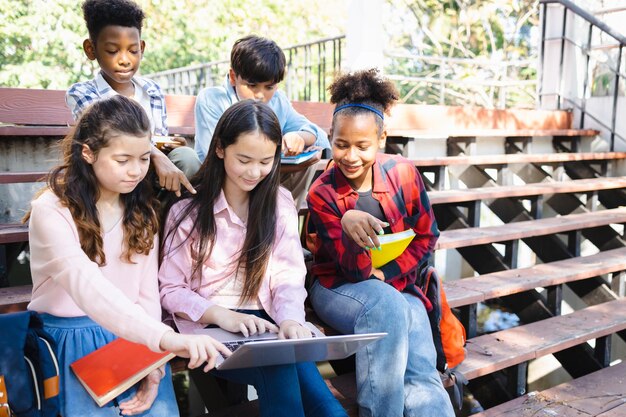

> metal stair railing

[{"left": 539, "top": 0, "right": 626, "bottom": 151}]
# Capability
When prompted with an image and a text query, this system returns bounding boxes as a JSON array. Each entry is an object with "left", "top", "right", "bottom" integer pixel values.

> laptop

[{"left": 193, "top": 324, "right": 386, "bottom": 370}]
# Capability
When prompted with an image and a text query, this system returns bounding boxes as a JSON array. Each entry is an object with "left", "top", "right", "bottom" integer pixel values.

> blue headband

[{"left": 333, "top": 103, "right": 384, "bottom": 120}]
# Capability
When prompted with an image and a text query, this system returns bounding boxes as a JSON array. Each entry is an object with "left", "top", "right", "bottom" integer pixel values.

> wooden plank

[
  {"left": 0, "top": 88, "right": 194, "bottom": 136},
  {"left": 598, "top": 403, "right": 626, "bottom": 416},
  {"left": 0, "top": 125, "right": 70, "bottom": 137},
  {"left": 445, "top": 247, "right": 626, "bottom": 308},
  {"left": 0, "top": 88, "right": 73, "bottom": 126},
  {"left": 292, "top": 101, "right": 334, "bottom": 134},
  {"left": 387, "top": 104, "right": 574, "bottom": 131},
  {"left": 0, "top": 285, "right": 31, "bottom": 313},
  {"left": 476, "top": 361, "right": 626, "bottom": 416},
  {"left": 410, "top": 152, "right": 626, "bottom": 167},
  {"left": 429, "top": 176, "right": 626, "bottom": 205},
  {"left": 389, "top": 128, "right": 599, "bottom": 139},
  {"left": 164, "top": 94, "right": 195, "bottom": 130},
  {"left": 457, "top": 298, "right": 626, "bottom": 380},
  {"left": 435, "top": 207, "right": 626, "bottom": 250},
  {"left": 0, "top": 224, "right": 28, "bottom": 244},
  {"left": 0, "top": 171, "right": 47, "bottom": 184}
]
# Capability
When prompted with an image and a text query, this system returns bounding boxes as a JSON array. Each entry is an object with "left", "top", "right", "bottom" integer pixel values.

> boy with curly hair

[{"left": 67, "top": 0, "right": 200, "bottom": 196}]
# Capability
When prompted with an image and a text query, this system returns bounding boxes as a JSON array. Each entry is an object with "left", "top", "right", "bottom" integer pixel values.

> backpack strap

[{"left": 442, "top": 368, "right": 468, "bottom": 410}]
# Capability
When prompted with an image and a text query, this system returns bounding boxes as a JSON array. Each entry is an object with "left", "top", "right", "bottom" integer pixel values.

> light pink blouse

[
  {"left": 28, "top": 191, "right": 170, "bottom": 352},
  {"left": 159, "top": 187, "right": 307, "bottom": 334}
]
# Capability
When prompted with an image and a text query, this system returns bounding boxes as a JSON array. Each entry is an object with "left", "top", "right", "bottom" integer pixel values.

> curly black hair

[
  {"left": 330, "top": 68, "right": 399, "bottom": 113},
  {"left": 329, "top": 69, "right": 399, "bottom": 135},
  {"left": 82, "top": 0, "right": 145, "bottom": 41}
]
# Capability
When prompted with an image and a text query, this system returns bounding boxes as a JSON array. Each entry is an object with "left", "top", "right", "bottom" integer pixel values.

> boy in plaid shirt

[{"left": 67, "top": 0, "right": 200, "bottom": 196}]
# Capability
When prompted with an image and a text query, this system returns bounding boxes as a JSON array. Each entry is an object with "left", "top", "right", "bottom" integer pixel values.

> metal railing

[
  {"left": 385, "top": 52, "right": 538, "bottom": 109},
  {"left": 145, "top": 36, "right": 344, "bottom": 101},
  {"left": 147, "top": 34, "right": 537, "bottom": 109},
  {"left": 539, "top": 0, "right": 626, "bottom": 150}
]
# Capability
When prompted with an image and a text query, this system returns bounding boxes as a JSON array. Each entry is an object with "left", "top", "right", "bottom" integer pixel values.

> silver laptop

[{"left": 193, "top": 324, "right": 386, "bottom": 370}]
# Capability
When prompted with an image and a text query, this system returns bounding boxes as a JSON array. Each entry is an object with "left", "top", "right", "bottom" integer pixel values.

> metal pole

[
  {"left": 610, "top": 45, "right": 623, "bottom": 151},
  {"left": 580, "top": 24, "right": 593, "bottom": 128},
  {"left": 557, "top": 6, "right": 568, "bottom": 110}
]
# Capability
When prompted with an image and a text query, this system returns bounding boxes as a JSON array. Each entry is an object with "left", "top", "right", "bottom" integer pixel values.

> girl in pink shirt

[
  {"left": 159, "top": 100, "right": 346, "bottom": 417},
  {"left": 26, "top": 95, "right": 230, "bottom": 417}
]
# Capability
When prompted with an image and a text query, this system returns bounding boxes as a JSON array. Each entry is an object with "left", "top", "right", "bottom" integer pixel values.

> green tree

[
  {"left": 0, "top": 0, "right": 345, "bottom": 89},
  {"left": 384, "top": 0, "right": 539, "bottom": 107}
]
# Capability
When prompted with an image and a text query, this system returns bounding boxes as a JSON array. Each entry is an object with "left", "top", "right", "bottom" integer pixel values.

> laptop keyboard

[
  {"left": 223, "top": 339, "right": 268, "bottom": 353},
  {"left": 222, "top": 332, "right": 319, "bottom": 355}
]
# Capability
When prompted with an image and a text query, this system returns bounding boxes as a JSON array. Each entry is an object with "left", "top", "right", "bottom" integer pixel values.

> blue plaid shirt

[{"left": 66, "top": 71, "right": 168, "bottom": 136}]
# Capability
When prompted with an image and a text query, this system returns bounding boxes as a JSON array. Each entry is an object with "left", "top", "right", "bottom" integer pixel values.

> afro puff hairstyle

[
  {"left": 329, "top": 68, "right": 399, "bottom": 135},
  {"left": 82, "top": 0, "right": 145, "bottom": 41},
  {"left": 329, "top": 68, "right": 399, "bottom": 115}
]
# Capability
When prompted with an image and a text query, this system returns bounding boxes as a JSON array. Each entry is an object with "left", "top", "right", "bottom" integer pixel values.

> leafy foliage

[
  {"left": 383, "top": 0, "right": 539, "bottom": 107},
  {"left": 0, "top": 0, "right": 345, "bottom": 89}
]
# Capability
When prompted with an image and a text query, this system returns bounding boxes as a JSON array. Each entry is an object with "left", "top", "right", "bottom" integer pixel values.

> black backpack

[{"left": 0, "top": 311, "right": 61, "bottom": 417}]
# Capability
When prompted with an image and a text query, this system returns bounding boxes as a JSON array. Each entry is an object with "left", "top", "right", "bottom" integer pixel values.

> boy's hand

[
  {"left": 341, "top": 210, "right": 389, "bottom": 250},
  {"left": 282, "top": 132, "right": 306, "bottom": 156},
  {"left": 162, "top": 136, "right": 187, "bottom": 150},
  {"left": 202, "top": 305, "right": 279, "bottom": 337},
  {"left": 278, "top": 320, "right": 312, "bottom": 339},
  {"left": 151, "top": 149, "right": 196, "bottom": 197}
]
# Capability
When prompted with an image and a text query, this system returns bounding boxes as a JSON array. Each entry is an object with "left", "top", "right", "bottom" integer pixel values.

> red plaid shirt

[{"left": 307, "top": 153, "right": 439, "bottom": 293}]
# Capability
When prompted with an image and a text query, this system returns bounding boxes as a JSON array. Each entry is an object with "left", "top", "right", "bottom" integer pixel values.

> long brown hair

[
  {"left": 161, "top": 100, "right": 282, "bottom": 304},
  {"left": 24, "top": 95, "right": 158, "bottom": 265}
]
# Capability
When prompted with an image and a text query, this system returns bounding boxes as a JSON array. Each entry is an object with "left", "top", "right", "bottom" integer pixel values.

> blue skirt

[{"left": 41, "top": 314, "right": 179, "bottom": 417}]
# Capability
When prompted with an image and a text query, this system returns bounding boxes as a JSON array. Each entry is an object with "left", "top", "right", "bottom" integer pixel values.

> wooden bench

[
  {"left": 445, "top": 247, "right": 626, "bottom": 310},
  {"left": 474, "top": 358, "right": 626, "bottom": 416},
  {"left": 458, "top": 297, "right": 626, "bottom": 379},
  {"left": 435, "top": 207, "right": 626, "bottom": 251},
  {"left": 0, "top": 88, "right": 194, "bottom": 136},
  {"left": 1, "top": 87, "right": 599, "bottom": 144}
]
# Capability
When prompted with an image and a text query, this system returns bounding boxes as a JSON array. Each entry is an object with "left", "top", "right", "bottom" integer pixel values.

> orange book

[{"left": 70, "top": 338, "right": 175, "bottom": 407}]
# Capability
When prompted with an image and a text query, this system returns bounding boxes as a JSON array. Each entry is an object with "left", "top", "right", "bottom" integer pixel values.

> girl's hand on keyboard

[
  {"left": 278, "top": 320, "right": 312, "bottom": 339},
  {"left": 205, "top": 306, "right": 279, "bottom": 337},
  {"left": 159, "top": 330, "right": 231, "bottom": 372}
]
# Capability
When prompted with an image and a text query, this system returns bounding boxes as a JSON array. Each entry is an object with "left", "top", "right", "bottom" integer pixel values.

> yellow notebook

[{"left": 370, "top": 229, "right": 416, "bottom": 268}]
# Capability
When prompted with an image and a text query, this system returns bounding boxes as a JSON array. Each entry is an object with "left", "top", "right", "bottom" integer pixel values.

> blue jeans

[
  {"left": 310, "top": 279, "right": 454, "bottom": 417},
  {"left": 211, "top": 309, "right": 347, "bottom": 417}
]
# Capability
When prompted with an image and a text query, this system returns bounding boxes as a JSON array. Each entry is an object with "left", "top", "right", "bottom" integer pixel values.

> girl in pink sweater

[{"left": 26, "top": 95, "right": 230, "bottom": 417}]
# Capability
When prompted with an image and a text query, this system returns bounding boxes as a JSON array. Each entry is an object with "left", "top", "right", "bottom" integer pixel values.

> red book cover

[{"left": 70, "top": 338, "right": 175, "bottom": 406}]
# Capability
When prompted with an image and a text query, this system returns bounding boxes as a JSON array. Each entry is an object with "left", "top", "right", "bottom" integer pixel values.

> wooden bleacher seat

[
  {"left": 435, "top": 207, "right": 626, "bottom": 251},
  {"left": 0, "top": 87, "right": 196, "bottom": 137},
  {"left": 429, "top": 176, "right": 626, "bottom": 206},
  {"left": 1, "top": 88, "right": 599, "bottom": 143},
  {"left": 473, "top": 360, "right": 626, "bottom": 416},
  {"left": 445, "top": 247, "right": 626, "bottom": 309},
  {"left": 409, "top": 151, "right": 626, "bottom": 168},
  {"left": 458, "top": 297, "right": 626, "bottom": 380}
]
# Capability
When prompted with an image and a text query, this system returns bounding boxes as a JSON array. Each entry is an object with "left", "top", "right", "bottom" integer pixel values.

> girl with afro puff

[{"left": 306, "top": 69, "right": 454, "bottom": 417}]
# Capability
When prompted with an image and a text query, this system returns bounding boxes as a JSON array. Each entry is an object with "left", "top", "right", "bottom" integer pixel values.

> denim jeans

[
  {"left": 310, "top": 279, "right": 454, "bottom": 417},
  {"left": 211, "top": 309, "right": 347, "bottom": 417}
]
